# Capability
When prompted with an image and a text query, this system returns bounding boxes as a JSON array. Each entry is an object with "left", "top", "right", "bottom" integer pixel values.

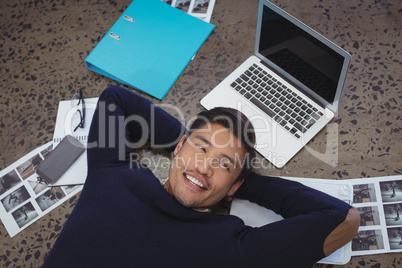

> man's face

[{"left": 166, "top": 123, "right": 246, "bottom": 208}]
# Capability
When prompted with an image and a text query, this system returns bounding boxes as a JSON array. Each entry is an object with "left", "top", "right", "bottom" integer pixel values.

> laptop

[{"left": 200, "top": 0, "right": 351, "bottom": 168}]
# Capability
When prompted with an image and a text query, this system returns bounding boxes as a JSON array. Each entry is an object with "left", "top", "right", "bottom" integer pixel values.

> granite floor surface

[{"left": 0, "top": 0, "right": 401, "bottom": 267}]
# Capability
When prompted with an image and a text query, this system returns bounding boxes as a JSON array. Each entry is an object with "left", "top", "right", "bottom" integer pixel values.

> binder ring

[
  {"left": 109, "top": 32, "right": 121, "bottom": 40},
  {"left": 124, "top": 15, "right": 135, "bottom": 22}
]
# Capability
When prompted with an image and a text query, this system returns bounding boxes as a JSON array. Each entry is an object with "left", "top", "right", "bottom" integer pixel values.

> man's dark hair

[{"left": 189, "top": 107, "right": 256, "bottom": 181}]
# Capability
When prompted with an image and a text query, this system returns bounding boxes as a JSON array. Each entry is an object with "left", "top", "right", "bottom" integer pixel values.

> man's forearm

[{"left": 235, "top": 172, "right": 352, "bottom": 218}]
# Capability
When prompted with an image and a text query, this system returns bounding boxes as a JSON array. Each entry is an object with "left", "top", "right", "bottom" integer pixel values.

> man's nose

[{"left": 195, "top": 156, "right": 213, "bottom": 177}]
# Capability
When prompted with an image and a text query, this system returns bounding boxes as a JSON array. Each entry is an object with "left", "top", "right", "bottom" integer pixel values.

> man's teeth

[{"left": 186, "top": 174, "right": 204, "bottom": 188}]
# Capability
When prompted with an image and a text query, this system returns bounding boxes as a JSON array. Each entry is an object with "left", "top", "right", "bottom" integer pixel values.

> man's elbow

[{"left": 323, "top": 207, "right": 360, "bottom": 256}]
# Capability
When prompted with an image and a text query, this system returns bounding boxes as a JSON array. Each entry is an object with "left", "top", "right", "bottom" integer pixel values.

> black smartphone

[{"left": 36, "top": 135, "right": 85, "bottom": 184}]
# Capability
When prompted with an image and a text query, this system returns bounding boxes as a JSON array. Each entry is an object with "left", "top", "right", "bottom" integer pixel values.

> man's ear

[
  {"left": 225, "top": 178, "right": 244, "bottom": 202},
  {"left": 174, "top": 135, "right": 187, "bottom": 156}
]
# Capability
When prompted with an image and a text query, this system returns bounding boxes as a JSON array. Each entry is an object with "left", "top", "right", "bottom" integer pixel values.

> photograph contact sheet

[
  {"left": 350, "top": 175, "right": 402, "bottom": 255},
  {"left": 161, "top": 0, "right": 216, "bottom": 22},
  {"left": 0, "top": 142, "right": 83, "bottom": 237}
]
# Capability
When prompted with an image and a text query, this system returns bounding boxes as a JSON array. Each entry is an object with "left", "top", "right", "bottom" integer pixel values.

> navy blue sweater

[{"left": 42, "top": 86, "right": 351, "bottom": 268}]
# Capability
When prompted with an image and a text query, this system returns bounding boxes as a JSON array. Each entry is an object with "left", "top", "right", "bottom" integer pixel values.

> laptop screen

[{"left": 255, "top": 1, "right": 350, "bottom": 111}]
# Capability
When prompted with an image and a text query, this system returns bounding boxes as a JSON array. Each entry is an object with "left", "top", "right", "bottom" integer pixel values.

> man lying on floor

[{"left": 42, "top": 86, "right": 359, "bottom": 268}]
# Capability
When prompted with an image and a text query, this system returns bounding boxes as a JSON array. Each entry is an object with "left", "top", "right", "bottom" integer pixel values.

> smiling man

[
  {"left": 42, "top": 86, "right": 359, "bottom": 268},
  {"left": 166, "top": 121, "right": 249, "bottom": 208}
]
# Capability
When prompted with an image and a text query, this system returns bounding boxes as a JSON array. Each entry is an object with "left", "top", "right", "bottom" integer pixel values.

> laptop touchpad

[{"left": 241, "top": 105, "right": 273, "bottom": 145}]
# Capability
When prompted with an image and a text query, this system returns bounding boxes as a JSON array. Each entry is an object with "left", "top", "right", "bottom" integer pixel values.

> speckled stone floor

[{"left": 0, "top": 0, "right": 401, "bottom": 267}]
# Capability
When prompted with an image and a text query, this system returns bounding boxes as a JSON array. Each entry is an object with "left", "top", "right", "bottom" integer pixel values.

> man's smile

[{"left": 184, "top": 173, "right": 207, "bottom": 191}]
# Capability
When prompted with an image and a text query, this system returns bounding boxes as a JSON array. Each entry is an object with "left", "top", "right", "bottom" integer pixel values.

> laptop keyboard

[{"left": 230, "top": 63, "right": 324, "bottom": 139}]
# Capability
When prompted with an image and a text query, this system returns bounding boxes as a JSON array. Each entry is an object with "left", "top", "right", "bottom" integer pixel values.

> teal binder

[{"left": 85, "top": 0, "right": 215, "bottom": 99}]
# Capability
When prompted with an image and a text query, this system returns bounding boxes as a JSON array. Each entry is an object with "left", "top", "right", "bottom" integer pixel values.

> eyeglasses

[{"left": 71, "top": 89, "right": 85, "bottom": 132}]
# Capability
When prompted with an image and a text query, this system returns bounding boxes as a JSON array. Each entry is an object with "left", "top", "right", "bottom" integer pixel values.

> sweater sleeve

[
  {"left": 233, "top": 172, "right": 352, "bottom": 267},
  {"left": 87, "top": 86, "right": 186, "bottom": 170}
]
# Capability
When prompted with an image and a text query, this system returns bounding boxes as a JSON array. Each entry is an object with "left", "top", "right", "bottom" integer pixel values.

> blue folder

[{"left": 85, "top": 0, "right": 215, "bottom": 99}]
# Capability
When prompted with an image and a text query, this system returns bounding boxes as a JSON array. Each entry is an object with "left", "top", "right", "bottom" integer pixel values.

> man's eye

[
  {"left": 197, "top": 145, "right": 207, "bottom": 152},
  {"left": 220, "top": 161, "right": 230, "bottom": 171}
]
